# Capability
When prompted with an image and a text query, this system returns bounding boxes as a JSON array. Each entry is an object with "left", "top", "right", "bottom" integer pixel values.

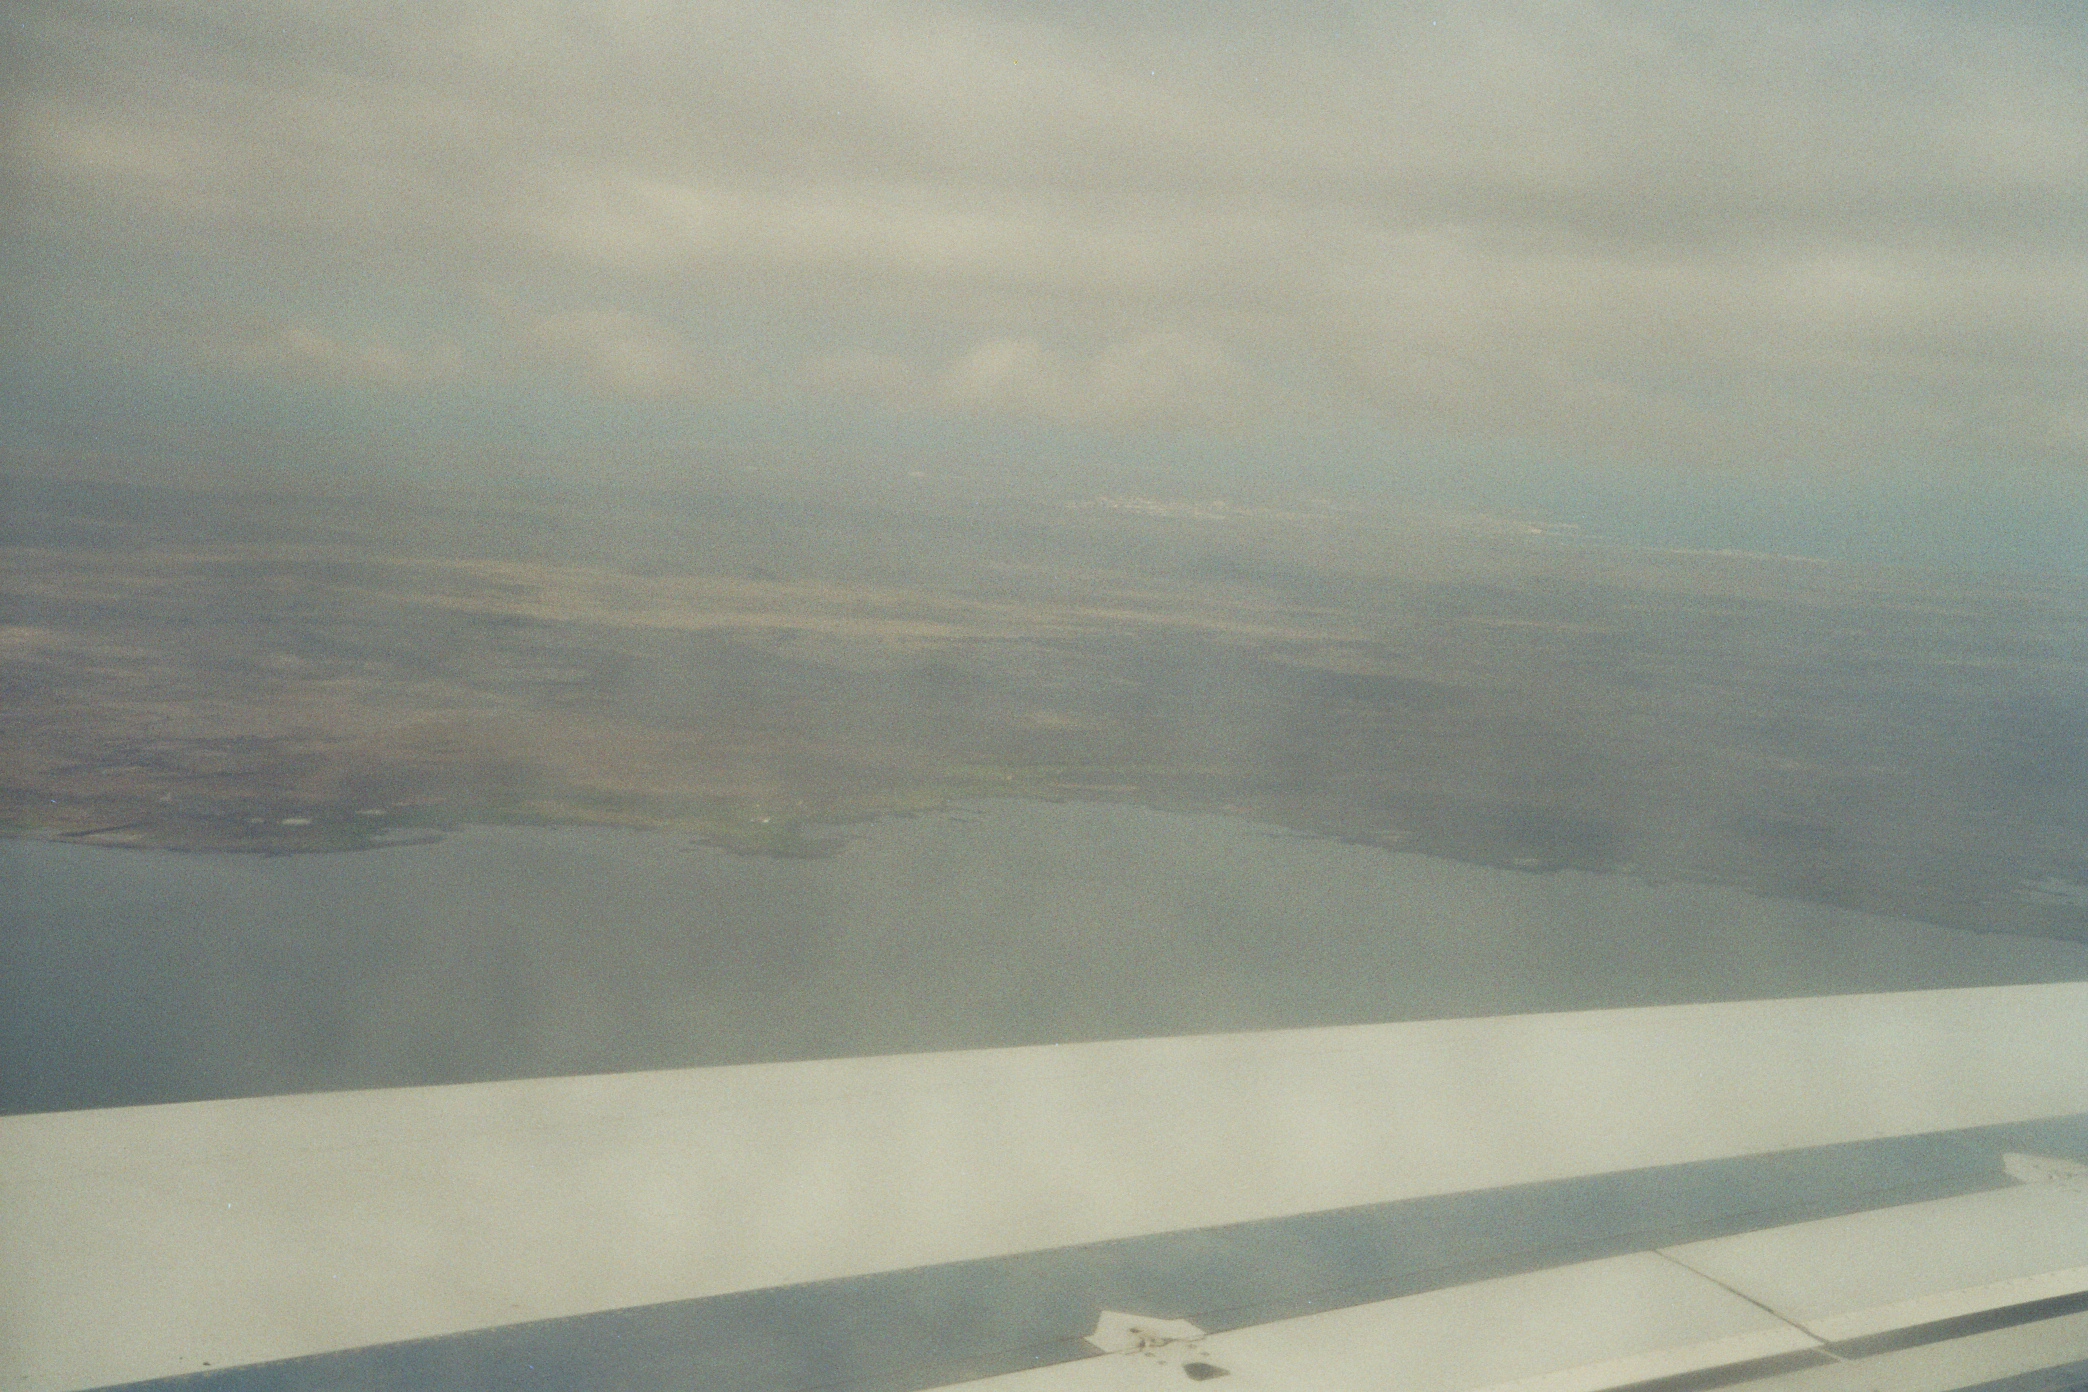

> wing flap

[
  {"left": 1662, "top": 1181, "right": 2088, "bottom": 1344},
  {"left": 934, "top": 1255, "right": 1822, "bottom": 1391},
  {"left": 934, "top": 1178, "right": 2088, "bottom": 1391}
]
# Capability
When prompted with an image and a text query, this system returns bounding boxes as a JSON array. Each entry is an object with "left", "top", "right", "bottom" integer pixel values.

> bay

[{"left": 6, "top": 800, "right": 2085, "bottom": 1114}]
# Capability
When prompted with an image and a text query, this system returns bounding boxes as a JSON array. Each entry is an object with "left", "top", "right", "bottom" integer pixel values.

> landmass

[{"left": 2, "top": 474, "right": 2083, "bottom": 942}]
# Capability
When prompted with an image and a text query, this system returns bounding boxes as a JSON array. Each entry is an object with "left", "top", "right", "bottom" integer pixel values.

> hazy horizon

[{"left": 5, "top": 1, "right": 2085, "bottom": 569}]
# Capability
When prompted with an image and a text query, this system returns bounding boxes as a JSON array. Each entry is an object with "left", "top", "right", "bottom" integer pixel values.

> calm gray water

[{"left": 6, "top": 800, "right": 2086, "bottom": 1114}]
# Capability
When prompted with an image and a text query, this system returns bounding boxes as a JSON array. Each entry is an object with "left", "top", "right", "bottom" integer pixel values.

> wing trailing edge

[{"left": 932, "top": 1171, "right": 2088, "bottom": 1391}]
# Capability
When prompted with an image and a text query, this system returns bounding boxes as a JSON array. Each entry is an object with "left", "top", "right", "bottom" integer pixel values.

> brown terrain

[{"left": 3, "top": 476, "right": 2084, "bottom": 942}]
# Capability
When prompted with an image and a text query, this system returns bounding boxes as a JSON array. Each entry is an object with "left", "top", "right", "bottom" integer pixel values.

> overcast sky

[{"left": 3, "top": 1, "right": 2084, "bottom": 549}]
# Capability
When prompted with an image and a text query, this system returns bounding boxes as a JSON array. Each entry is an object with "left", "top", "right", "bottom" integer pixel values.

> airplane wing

[
  {"left": 5, "top": 982, "right": 2087, "bottom": 1391},
  {"left": 928, "top": 1176, "right": 2088, "bottom": 1391}
]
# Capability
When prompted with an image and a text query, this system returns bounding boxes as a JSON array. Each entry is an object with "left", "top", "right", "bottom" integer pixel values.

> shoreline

[{"left": 10, "top": 793, "right": 2086, "bottom": 949}]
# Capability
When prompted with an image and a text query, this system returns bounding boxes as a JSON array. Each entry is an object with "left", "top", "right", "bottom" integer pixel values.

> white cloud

[
  {"left": 808, "top": 331, "right": 1270, "bottom": 431},
  {"left": 5, "top": 0, "right": 2086, "bottom": 469},
  {"left": 799, "top": 349, "right": 925, "bottom": 401},
  {"left": 188, "top": 318, "right": 461, "bottom": 388},
  {"left": 516, "top": 308, "right": 715, "bottom": 400}
]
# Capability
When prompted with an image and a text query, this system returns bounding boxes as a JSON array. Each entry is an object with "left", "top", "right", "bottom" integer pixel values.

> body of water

[{"left": 7, "top": 800, "right": 2086, "bottom": 1114}]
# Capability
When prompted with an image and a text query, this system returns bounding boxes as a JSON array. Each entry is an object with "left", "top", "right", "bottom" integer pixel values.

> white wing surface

[
  {"left": 4, "top": 982, "right": 2088, "bottom": 1391},
  {"left": 928, "top": 1179, "right": 2088, "bottom": 1391}
]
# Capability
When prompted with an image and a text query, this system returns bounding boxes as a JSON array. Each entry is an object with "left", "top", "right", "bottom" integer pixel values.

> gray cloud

[
  {"left": 5, "top": 0, "right": 2084, "bottom": 469},
  {"left": 806, "top": 329, "right": 1276, "bottom": 430},
  {"left": 189, "top": 316, "right": 464, "bottom": 387},
  {"left": 510, "top": 304, "right": 724, "bottom": 400}
]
